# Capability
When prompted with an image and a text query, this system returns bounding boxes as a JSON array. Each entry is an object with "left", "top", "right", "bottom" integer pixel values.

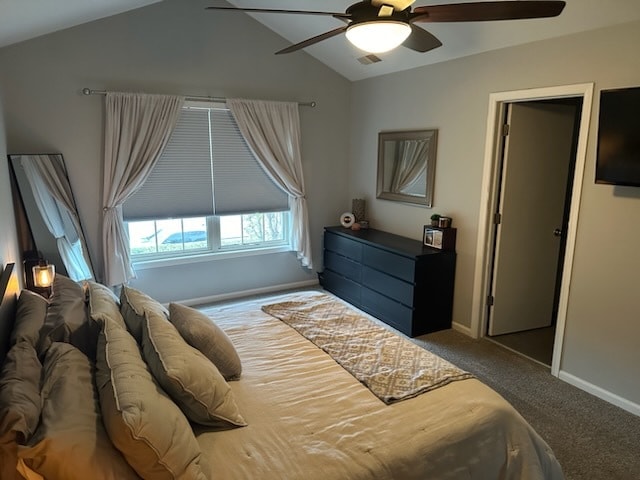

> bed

[{"left": 0, "top": 269, "right": 564, "bottom": 480}]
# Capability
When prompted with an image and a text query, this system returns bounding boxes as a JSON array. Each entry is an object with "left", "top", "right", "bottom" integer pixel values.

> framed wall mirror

[
  {"left": 8, "top": 154, "right": 94, "bottom": 283},
  {"left": 376, "top": 129, "right": 438, "bottom": 207}
]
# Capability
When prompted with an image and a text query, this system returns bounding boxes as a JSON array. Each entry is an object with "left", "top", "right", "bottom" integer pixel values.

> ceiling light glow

[{"left": 345, "top": 21, "right": 411, "bottom": 54}]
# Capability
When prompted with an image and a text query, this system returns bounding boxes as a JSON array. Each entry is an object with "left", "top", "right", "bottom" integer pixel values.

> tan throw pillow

[
  {"left": 0, "top": 342, "right": 42, "bottom": 445},
  {"left": 86, "top": 281, "right": 127, "bottom": 329},
  {"left": 142, "top": 309, "right": 246, "bottom": 428},
  {"left": 19, "top": 342, "right": 139, "bottom": 480},
  {"left": 169, "top": 302, "right": 242, "bottom": 380},
  {"left": 95, "top": 318, "right": 208, "bottom": 479},
  {"left": 120, "top": 285, "right": 168, "bottom": 343},
  {"left": 10, "top": 290, "right": 48, "bottom": 348}
]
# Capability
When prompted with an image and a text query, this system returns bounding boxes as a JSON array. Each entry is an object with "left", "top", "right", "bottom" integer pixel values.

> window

[
  {"left": 127, "top": 212, "right": 289, "bottom": 259},
  {"left": 124, "top": 102, "right": 290, "bottom": 261}
]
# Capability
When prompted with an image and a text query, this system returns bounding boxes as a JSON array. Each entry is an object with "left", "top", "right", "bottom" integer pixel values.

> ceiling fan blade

[
  {"left": 412, "top": 1, "right": 566, "bottom": 22},
  {"left": 402, "top": 25, "right": 443, "bottom": 52},
  {"left": 275, "top": 26, "right": 348, "bottom": 55},
  {"left": 206, "top": 6, "right": 349, "bottom": 19},
  {"left": 371, "top": 0, "right": 416, "bottom": 12}
]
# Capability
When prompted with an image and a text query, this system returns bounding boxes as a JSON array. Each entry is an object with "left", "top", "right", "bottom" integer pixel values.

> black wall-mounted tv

[{"left": 596, "top": 86, "right": 640, "bottom": 187}]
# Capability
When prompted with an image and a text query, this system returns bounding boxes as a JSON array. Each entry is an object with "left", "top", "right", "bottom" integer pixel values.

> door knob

[{"left": 553, "top": 228, "right": 562, "bottom": 237}]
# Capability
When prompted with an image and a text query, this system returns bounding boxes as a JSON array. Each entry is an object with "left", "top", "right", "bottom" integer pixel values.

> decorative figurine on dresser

[{"left": 319, "top": 225, "right": 456, "bottom": 337}]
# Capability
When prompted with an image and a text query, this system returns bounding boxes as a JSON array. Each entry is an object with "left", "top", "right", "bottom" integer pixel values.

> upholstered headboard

[{"left": 0, "top": 263, "right": 18, "bottom": 366}]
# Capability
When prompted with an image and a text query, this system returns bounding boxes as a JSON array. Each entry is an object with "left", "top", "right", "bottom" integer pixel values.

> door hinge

[
  {"left": 493, "top": 212, "right": 502, "bottom": 225},
  {"left": 502, "top": 124, "right": 510, "bottom": 136},
  {"left": 487, "top": 295, "right": 494, "bottom": 307}
]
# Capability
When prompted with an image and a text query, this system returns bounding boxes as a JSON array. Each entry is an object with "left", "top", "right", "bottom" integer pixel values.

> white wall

[
  {"left": 0, "top": 0, "right": 352, "bottom": 303},
  {"left": 349, "top": 21, "right": 640, "bottom": 408}
]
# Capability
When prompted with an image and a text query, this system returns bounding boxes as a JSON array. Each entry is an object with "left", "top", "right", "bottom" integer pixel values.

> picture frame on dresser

[{"left": 423, "top": 226, "right": 457, "bottom": 251}]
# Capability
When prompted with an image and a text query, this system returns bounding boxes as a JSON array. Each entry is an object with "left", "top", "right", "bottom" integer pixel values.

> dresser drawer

[
  {"left": 361, "top": 287, "right": 413, "bottom": 335},
  {"left": 325, "top": 232, "right": 362, "bottom": 262},
  {"left": 362, "top": 266, "right": 414, "bottom": 307},
  {"left": 363, "top": 245, "right": 415, "bottom": 283},
  {"left": 325, "top": 250, "right": 361, "bottom": 283},
  {"left": 319, "top": 269, "right": 361, "bottom": 306}
]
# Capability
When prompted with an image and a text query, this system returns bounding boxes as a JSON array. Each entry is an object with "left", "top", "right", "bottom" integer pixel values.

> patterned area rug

[{"left": 262, "top": 294, "right": 473, "bottom": 404}]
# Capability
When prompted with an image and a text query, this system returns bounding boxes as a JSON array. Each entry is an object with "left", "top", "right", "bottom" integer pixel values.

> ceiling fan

[{"left": 206, "top": 1, "right": 566, "bottom": 55}]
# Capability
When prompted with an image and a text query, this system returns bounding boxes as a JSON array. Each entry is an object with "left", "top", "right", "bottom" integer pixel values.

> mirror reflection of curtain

[
  {"left": 390, "top": 139, "right": 429, "bottom": 195},
  {"left": 20, "top": 155, "right": 92, "bottom": 281}
]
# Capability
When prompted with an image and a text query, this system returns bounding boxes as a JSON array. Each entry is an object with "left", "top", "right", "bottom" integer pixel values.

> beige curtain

[
  {"left": 227, "top": 99, "right": 312, "bottom": 269},
  {"left": 102, "top": 92, "right": 184, "bottom": 286},
  {"left": 390, "top": 139, "right": 429, "bottom": 194}
]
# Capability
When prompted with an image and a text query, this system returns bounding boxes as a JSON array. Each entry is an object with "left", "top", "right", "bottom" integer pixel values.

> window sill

[{"left": 132, "top": 245, "right": 292, "bottom": 270}]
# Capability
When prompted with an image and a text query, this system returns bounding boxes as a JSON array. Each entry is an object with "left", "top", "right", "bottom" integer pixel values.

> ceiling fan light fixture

[{"left": 345, "top": 20, "right": 411, "bottom": 53}]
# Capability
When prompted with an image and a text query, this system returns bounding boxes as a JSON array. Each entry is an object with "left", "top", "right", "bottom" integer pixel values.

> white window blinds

[{"left": 123, "top": 106, "right": 289, "bottom": 221}]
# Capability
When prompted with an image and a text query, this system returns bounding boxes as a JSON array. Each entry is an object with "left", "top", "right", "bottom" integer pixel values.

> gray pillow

[
  {"left": 20, "top": 342, "right": 139, "bottom": 480},
  {"left": 87, "top": 281, "right": 127, "bottom": 330},
  {"left": 169, "top": 302, "right": 242, "bottom": 380},
  {"left": 141, "top": 308, "right": 246, "bottom": 428},
  {"left": 37, "top": 274, "right": 97, "bottom": 360},
  {"left": 10, "top": 289, "right": 48, "bottom": 347},
  {"left": 120, "top": 285, "right": 168, "bottom": 343},
  {"left": 0, "top": 342, "right": 42, "bottom": 445},
  {"left": 95, "top": 317, "right": 209, "bottom": 479}
]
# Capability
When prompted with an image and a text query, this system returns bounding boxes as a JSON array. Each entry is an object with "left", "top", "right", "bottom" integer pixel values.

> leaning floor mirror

[
  {"left": 376, "top": 129, "right": 438, "bottom": 207},
  {"left": 9, "top": 154, "right": 94, "bottom": 282}
]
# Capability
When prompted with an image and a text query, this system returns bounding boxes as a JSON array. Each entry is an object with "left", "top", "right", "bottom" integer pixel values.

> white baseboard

[
  {"left": 174, "top": 279, "right": 320, "bottom": 308},
  {"left": 558, "top": 370, "right": 640, "bottom": 417},
  {"left": 451, "top": 321, "right": 473, "bottom": 337}
]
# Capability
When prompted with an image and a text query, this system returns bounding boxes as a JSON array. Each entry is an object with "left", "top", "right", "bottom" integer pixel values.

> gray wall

[
  {"left": 0, "top": 0, "right": 352, "bottom": 303},
  {"left": 349, "top": 20, "right": 640, "bottom": 409},
  {"left": 0, "top": 91, "right": 22, "bottom": 365},
  {"left": 0, "top": 95, "right": 21, "bottom": 275},
  {"left": 0, "top": 94, "right": 22, "bottom": 362}
]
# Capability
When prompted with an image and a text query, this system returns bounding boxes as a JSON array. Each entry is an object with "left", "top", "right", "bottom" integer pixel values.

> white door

[{"left": 489, "top": 102, "right": 575, "bottom": 336}]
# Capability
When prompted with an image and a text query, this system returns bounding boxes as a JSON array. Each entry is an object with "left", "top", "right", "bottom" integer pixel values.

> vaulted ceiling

[{"left": 3, "top": 0, "right": 640, "bottom": 81}]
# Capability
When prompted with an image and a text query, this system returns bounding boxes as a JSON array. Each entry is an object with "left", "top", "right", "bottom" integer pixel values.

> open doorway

[
  {"left": 487, "top": 99, "right": 583, "bottom": 366},
  {"left": 471, "top": 84, "right": 594, "bottom": 377}
]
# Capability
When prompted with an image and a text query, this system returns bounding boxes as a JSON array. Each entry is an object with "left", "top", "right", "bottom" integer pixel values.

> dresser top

[{"left": 325, "top": 226, "right": 444, "bottom": 258}]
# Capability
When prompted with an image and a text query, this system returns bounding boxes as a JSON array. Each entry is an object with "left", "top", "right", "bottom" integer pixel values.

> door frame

[{"left": 470, "top": 83, "right": 594, "bottom": 376}]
